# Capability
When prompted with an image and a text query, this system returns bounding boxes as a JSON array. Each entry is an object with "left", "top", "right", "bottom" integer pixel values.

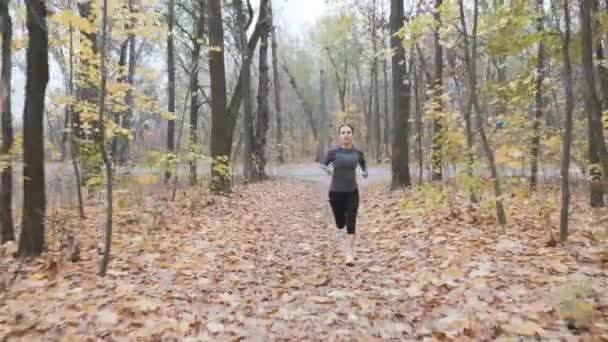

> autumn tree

[
  {"left": 20, "top": 0, "right": 50, "bottom": 256},
  {"left": 431, "top": 0, "right": 443, "bottom": 182}
]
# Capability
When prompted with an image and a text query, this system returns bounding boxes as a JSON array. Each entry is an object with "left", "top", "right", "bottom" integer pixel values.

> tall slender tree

[
  {"left": 98, "top": 0, "right": 112, "bottom": 276},
  {"left": 189, "top": 0, "right": 205, "bottom": 186},
  {"left": 431, "top": 0, "right": 443, "bottom": 181},
  {"left": 236, "top": 0, "right": 256, "bottom": 180},
  {"left": 271, "top": 8, "right": 284, "bottom": 164},
  {"left": 459, "top": 0, "right": 506, "bottom": 224},
  {"left": 530, "top": 0, "right": 546, "bottom": 190},
  {"left": 252, "top": 0, "right": 271, "bottom": 180},
  {"left": 559, "top": 0, "right": 575, "bottom": 241},
  {"left": 390, "top": 0, "right": 411, "bottom": 189},
  {"left": 165, "top": 0, "right": 176, "bottom": 183},
  {"left": 0, "top": 0, "right": 13, "bottom": 243},
  {"left": 20, "top": 0, "right": 49, "bottom": 256}
]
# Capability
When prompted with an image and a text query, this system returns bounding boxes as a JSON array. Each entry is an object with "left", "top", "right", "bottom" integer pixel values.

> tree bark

[
  {"left": 189, "top": 0, "right": 205, "bottom": 186},
  {"left": 390, "top": 0, "right": 411, "bottom": 189},
  {"left": 581, "top": 0, "right": 608, "bottom": 207},
  {"left": 372, "top": 0, "right": 381, "bottom": 163},
  {"left": 20, "top": 0, "right": 49, "bottom": 256},
  {"left": 68, "top": 4, "right": 85, "bottom": 219},
  {"left": 594, "top": 0, "right": 608, "bottom": 109},
  {"left": 236, "top": 0, "right": 255, "bottom": 180},
  {"left": 431, "top": 0, "right": 443, "bottom": 181},
  {"left": 165, "top": 0, "right": 176, "bottom": 183},
  {"left": 209, "top": 0, "right": 265, "bottom": 192},
  {"left": 317, "top": 69, "right": 329, "bottom": 162},
  {"left": 383, "top": 44, "right": 390, "bottom": 160},
  {"left": 0, "top": 0, "right": 13, "bottom": 243},
  {"left": 270, "top": 12, "right": 284, "bottom": 164},
  {"left": 530, "top": 0, "right": 545, "bottom": 191},
  {"left": 559, "top": 0, "right": 574, "bottom": 242},
  {"left": 253, "top": 0, "right": 271, "bottom": 181},
  {"left": 98, "top": 0, "right": 113, "bottom": 276}
]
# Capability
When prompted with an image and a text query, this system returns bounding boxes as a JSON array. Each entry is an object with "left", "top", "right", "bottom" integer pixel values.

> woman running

[{"left": 320, "top": 124, "right": 368, "bottom": 266}]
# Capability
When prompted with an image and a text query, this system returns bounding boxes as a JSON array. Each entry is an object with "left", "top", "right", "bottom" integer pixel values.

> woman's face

[{"left": 339, "top": 126, "right": 353, "bottom": 146}]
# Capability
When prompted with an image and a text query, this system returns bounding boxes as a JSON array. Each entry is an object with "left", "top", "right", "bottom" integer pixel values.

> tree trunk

[
  {"left": 98, "top": 0, "right": 113, "bottom": 276},
  {"left": 383, "top": 45, "right": 390, "bottom": 160},
  {"left": 253, "top": 0, "right": 271, "bottom": 181},
  {"left": 595, "top": 0, "right": 608, "bottom": 109},
  {"left": 270, "top": 12, "right": 284, "bottom": 164},
  {"left": 189, "top": 0, "right": 205, "bottom": 186},
  {"left": 581, "top": 0, "right": 608, "bottom": 206},
  {"left": 325, "top": 47, "right": 347, "bottom": 112},
  {"left": 317, "top": 69, "right": 329, "bottom": 161},
  {"left": 390, "top": 0, "right": 411, "bottom": 189},
  {"left": 460, "top": 0, "right": 506, "bottom": 225},
  {"left": 530, "top": 0, "right": 545, "bottom": 191},
  {"left": 431, "top": 0, "right": 443, "bottom": 181},
  {"left": 559, "top": 0, "right": 574, "bottom": 242},
  {"left": 372, "top": 0, "right": 381, "bottom": 163},
  {"left": 413, "top": 51, "right": 424, "bottom": 182},
  {"left": 20, "top": 0, "right": 49, "bottom": 256},
  {"left": 118, "top": 0, "right": 137, "bottom": 166},
  {"left": 209, "top": 0, "right": 231, "bottom": 192},
  {"left": 112, "top": 39, "right": 129, "bottom": 167},
  {"left": 0, "top": 0, "right": 13, "bottom": 243},
  {"left": 282, "top": 63, "right": 319, "bottom": 142},
  {"left": 68, "top": 4, "right": 85, "bottom": 219},
  {"left": 236, "top": 0, "right": 255, "bottom": 181},
  {"left": 165, "top": 0, "right": 176, "bottom": 183}
]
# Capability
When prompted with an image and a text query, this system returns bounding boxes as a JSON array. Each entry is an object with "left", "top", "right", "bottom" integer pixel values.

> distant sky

[
  {"left": 11, "top": 0, "right": 334, "bottom": 126},
  {"left": 274, "top": 0, "right": 332, "bottom": 37}
]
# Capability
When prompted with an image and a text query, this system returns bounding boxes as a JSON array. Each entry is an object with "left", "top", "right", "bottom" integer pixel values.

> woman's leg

[
  {"left": 344, "top": 190, "right": 360, "bottom": 265},
  {"left": 328, "top": 191, "right": 347, "bottom": 229},
  {"left": 345, "top": 190, "right": 359, "bottom": 234}
]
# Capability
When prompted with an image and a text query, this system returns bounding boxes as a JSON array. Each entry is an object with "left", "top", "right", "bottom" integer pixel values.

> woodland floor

[{"left": 0, "top": 171, "right": 607, "bottom": 341}]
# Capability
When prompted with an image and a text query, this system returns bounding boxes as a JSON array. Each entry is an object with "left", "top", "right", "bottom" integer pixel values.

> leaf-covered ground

[{"left": 0, "top": 179, "right": 606, "bottom": 340}]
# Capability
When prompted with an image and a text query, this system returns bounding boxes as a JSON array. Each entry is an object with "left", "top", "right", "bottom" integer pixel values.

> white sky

[
  {"left": 10, "top": 0, "right": 333, "bottom": 127},
  {"left": 274, "top": 0, "right": 331, "bottom": 36}
]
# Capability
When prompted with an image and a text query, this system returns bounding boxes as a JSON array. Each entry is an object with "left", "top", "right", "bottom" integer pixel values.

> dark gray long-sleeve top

[{"left": 320, "top": 146, "right": 367, "bottom": 192}]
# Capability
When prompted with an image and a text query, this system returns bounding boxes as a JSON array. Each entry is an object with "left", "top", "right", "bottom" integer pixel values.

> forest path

[{"left": 1, "top": 175, "right": 605, "bottom": 340}]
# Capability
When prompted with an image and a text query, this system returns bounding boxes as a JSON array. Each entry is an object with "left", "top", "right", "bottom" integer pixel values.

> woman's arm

[
  {"left": 358, "top": 150, "right": 368, "bottom": 178},
  {"left": 320, "top": 149, "right": 335, "bottom": 175}
]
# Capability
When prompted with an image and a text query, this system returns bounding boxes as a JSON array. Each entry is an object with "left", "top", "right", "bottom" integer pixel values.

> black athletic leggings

[{"left": 329, "top": 190, "right": 359, "bottom": 234}]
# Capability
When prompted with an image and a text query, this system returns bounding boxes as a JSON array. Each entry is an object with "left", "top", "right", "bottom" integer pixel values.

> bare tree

[
  {"left": 235, "top": 0, "right": 256, "bottom": 180},
  {"left": 252, "top": 0, "right": 271, "bottom": 180},
  {"left": 270, "top": 7, "right": 284, "bottom": 164}
]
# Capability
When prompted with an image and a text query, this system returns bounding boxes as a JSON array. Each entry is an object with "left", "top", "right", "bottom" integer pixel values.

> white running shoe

[{"left": 345, "top": 234, "right": 355, "bottom": 266}]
